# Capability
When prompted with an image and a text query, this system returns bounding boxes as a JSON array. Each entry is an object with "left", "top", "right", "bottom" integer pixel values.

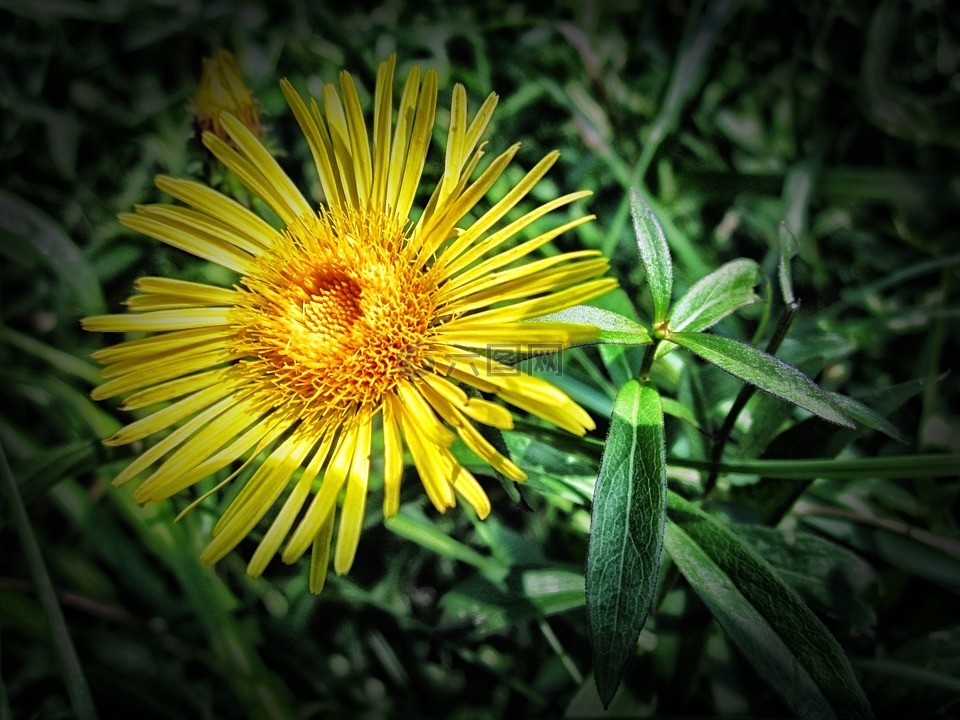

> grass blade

[{"left": 0, "top": 442, "right": 98, "bottom": 720}]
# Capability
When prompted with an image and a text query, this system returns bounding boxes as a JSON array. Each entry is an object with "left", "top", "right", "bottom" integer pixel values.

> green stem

[
  {"left": 638, "top": 340, "right": 661, "bottom": 381},
  {"left": 702, "top": 300, "right": 798, "bottom": 498},
  {"left": 672, "top": 453, "right": 960, "bottom": 480},
  {"left": 0, "top": 443, "right": 98, "bottom": 720}
]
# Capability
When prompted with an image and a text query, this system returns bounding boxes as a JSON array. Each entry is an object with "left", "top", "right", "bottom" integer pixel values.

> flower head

[
  {"left": 192, "top": 49, "right": 261, "bottom": 141},
  {"left": 84, "top": 55, "right": 616, "bottom": 592}
]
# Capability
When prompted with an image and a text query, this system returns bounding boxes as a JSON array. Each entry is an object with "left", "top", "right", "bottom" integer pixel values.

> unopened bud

[{"left": 192, "top": 49, "right": 261, "bottom": 141}]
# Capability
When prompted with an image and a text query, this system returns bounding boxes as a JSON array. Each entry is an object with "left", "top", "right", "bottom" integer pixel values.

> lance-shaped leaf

[
  {"left": 778, "top": 222, "right": 800, "bottom": 306},
  {"left": 529, "top": 305, "right": 652, "bottom": 346},
  {"left": 669, "top": 331, "right": 854, "bottom": 428},
  {"left": 586, "top": 379, "right": 666, "bottom": 708},
  {"left": 827, "top": 392, "right": 907, "bottom": 443},
  {"left": 664, "top": 492, "right": 875, "bottom": 720},
  {"left": 668, "top": 258, "right": 761, "bottom": 333},
  {"left": 630, "top": 188, "right": 673, "bottom": 324}
]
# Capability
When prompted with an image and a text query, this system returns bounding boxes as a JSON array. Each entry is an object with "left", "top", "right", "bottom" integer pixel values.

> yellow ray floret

[{"left": 83, "top": 53, "right": 617, "bottom": 593}]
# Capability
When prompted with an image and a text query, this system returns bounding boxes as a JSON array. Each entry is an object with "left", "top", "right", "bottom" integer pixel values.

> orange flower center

[{"left": 231, "top": 209, "right": 439, "bottom": 417}]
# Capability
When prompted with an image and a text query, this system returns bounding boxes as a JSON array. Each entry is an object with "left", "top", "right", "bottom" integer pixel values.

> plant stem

[
  {"left": 639, "top": 340, "right": 660, "bottom": 381},
  {"left": 702, "top": 300, "right": 799, "bottom": 498}
]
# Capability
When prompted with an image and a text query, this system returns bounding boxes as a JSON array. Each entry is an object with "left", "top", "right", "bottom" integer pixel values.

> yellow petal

[
  {"left": 445, "top": 215, "right": 595, "bottom": 286},
  {"left": 201, "top": 426, "right": 317, "bottom": 566},
  {"left": 418, "top": 379, "right": 526, "bottom": 482},
  {"left": 121, "top": 368, "right": 226, "bottom": 411},
  {"left": 92, "top": 347, "right": 236, "bottom": 400},
  {"left": 132, "top": 397, "right": 270, "bottom": 502},
  {"left": 118, "top": 212, "right": 255, "bottom": 275},
  {"left": 134, "top": 205, "right": 266, "bottom": 257},
  {"left": 340, "top": 70, "right": 373, "bottom": 206},
  {"left": 154, "top": 175, "right": 278, "bottom": 248},
  {"left": 441, "top": 251, "right": 605, "bottom": 310},
  {"left": 90, "top": 327, "right": 233, "bottom": 365},
  {"left": 280, "top": 80, "right": 344, "bottom": 212},
  {"left": 435, "top": 83, "right": 467, "bottom": 207},
  {"left": 322, "top": 82, "right": 359, "bottom": 207},
  {"left": 82, "top": 307, "right": 233, "bottom": 335},
  {"left": 309, "top": 511, "right": 336, "bottom": 594},
  {"left": 203, "top": 130, "right": 306, "bottom": 226},
  {"left": 413, "top": 143, "right": 520, "bottom": 262},
  {"left": 385, "top": 65, "right": 421, "bottom": 214},
  {"left": 498, "top": 386, "right": 595, "bottom": 436},
  {"left": 111, "top": 392, "right": 243, "bottom": 486},
  {"left": 369, "top": 54, "right": 396, "bottom": 212},
  {"left": 247, "top": 430, "right": 336, "bottom": 577},
  {"left": 394, "top": 69, "right": 438, "bottom": 221},
  {"left": 104, "top": 381, "right": 235, "bottom": 446},
  {"left": 219, "top": 113, "right": 313, "bottom": 221},
  {"left": 444, "top": 278, "right": 617, "bottom": 326},
  {"left": 396, "top": 396, "right": 456, "bottom": 512},
  {"left": 462, "top": 92, "right": 498, "bottom": 162},
  {"left": 334, "top": 414, "right": 373, "bottom": 574},
  {"left": 381, "top": 395, "right": 405, "bottom": 518},
  {"left": 283, "top": 425, "right": 357, "bottom": 564},
  {"left": 450, "top": 465, "right": 491, "bottom": 519}
]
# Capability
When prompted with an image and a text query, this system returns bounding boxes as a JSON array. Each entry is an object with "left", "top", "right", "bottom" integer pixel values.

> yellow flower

[
  {"left": 192, "top": 49, "right": 261, "bottom": 141},
  {"left": 84, "top": 55, "right": 616, "bottom": 593}
]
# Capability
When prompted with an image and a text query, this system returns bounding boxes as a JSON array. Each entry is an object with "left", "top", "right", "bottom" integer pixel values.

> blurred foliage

[{"left": 1, "top": 0, "right": 958, "bottom": 717}]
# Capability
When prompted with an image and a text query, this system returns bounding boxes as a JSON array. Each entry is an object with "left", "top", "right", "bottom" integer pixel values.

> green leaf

[
  {"left": 669, "top": 331, "right": 854, "bottom": 427},
  {"left": 802, "top": 514, "right": 960, "bottom": 590},
  {"left": 591, "top": 288, "right": 646, "bottom": 386},
  {"left": 856, "top": 626, "right": 960, "bottom": 713},
  {"left": 385, "top": 505, "right": 506, "bottom": 583},
  {"left": 630, "top": 189, "right": 673, "bottom": 324},
  {"left": 661, "top": 396, "right": 702, "bottom": 431},
  {"left": 585, "top": 379, "right": 666, "bottom": 708},
  {"left": 522, "top": 568, "right": 586, "bottom": 615},
  {"left": 668, "top": 258, "right": 761, "bottom": 333},
  {"left": 778, "top": 222, "right": 800, "bottom": 306},
  {"left": 437, "top": 567, "right": 586, "bottom": 641},
  {"left": 0, "top": 190, "right": 106, "bottom": 315},
  {"left": 15, "top": 441, "right": 100, "bottom": 505},
  {"left": 0, "top": 325, "right": 101, "bottom": 385},
  {"left": 827, "top": 392, "right": 907, "bottom": 443},
  {"left": 734, "top": 525, "right": 879, "bottom": 632},
  {"left": 665, "top": 492, "right": 874, "bottom": 720},
  {"left": 856, "top": 657, "right": 960, "bottom": 695},
  {"left": 730, "top": 374, "right": 934, "bottom": 524},
  {"left": 529, "top": 305, "right": 652, "bottom": 346}
]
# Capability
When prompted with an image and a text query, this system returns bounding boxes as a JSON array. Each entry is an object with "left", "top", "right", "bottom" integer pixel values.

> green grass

[{"left": 1, "top": 0, "right": 958, "bottom": 717}]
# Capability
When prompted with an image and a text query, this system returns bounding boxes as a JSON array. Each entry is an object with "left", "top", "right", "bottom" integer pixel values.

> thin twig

[
  {"left": 702, "top": 300, "right": 799, "bottom": 498},
  {"left": 794, "top": 502, "right": 960, "bottom": 559}
]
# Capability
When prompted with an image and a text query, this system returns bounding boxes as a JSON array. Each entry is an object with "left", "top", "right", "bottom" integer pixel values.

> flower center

[
  {"left": 301, "top": 269, "right": 363, "bottom": 338},
  {"left": 231, "top": 209, "right": 438, "bottom": 416}
]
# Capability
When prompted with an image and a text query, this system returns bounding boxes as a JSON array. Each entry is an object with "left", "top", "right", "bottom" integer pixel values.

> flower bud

[{"left": 192, "top": 49, "right": 260, "bottom": 141}]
